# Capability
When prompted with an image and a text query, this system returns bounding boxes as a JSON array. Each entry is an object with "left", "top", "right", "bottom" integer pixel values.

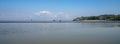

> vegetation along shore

[{"left": 73, "top": 14, "right": 120, "bottom": 21}]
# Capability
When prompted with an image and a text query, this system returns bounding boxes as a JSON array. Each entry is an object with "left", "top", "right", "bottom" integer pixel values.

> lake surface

[{"left": 0, "top": 23, "right": 120, "bottom": 44}]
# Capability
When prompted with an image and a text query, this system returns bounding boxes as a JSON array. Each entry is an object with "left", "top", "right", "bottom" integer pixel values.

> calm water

[{"left": 0, "top": 23, "right": 120, "bottom": 44}]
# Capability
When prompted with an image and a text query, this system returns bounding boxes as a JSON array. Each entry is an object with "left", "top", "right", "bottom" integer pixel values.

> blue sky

[{"left": 0, "top": 0, "right": 120, "bottom": 21}]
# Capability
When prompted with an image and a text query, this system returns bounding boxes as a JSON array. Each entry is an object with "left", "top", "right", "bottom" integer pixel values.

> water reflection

[{"left": 79, "top": 23, "right": 120, "bottom": 27}]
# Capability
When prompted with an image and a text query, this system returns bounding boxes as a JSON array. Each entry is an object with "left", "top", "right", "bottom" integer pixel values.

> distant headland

[{"left": 73, "top": 14, "right": 120, "bottom": 21}]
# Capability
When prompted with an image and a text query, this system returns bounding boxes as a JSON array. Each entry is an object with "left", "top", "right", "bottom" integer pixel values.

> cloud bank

[{"left": 34, "top": 10, "right": 70, "bottom": 20}]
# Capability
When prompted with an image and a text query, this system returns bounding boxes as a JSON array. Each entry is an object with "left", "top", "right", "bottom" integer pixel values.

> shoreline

[
  {"left": 0, "top": 20, "right": 120, "bottom": 23},
  {"left": 75, "top": 20, "right": 120, "bottom": 23}
]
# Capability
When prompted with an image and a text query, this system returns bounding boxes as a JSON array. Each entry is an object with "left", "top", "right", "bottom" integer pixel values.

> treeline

[{"left": 73, "top": 14, "right": 120, "bottom": 21}]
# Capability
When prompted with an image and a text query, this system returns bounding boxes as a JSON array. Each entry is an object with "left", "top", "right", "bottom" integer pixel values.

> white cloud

[
  {"left": 34, "top": 10, "right": 52, "bottom": 15},
  {"left": 34, "top": 10, "right": 70, "bottom": 20}
]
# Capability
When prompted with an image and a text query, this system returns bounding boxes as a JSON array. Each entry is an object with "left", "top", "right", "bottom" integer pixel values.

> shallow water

[{"left": 0, "top": 23, "right": 120, "bottom": 44}]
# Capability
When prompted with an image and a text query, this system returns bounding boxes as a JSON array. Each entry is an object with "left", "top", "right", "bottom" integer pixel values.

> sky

[{"left": 0, "top": 0, "right": 120, "bottom": 21}]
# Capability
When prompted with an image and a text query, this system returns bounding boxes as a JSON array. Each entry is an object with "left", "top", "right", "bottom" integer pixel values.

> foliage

[{"left": 73, "top": 14, "right": 120, "bottom": 21}]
